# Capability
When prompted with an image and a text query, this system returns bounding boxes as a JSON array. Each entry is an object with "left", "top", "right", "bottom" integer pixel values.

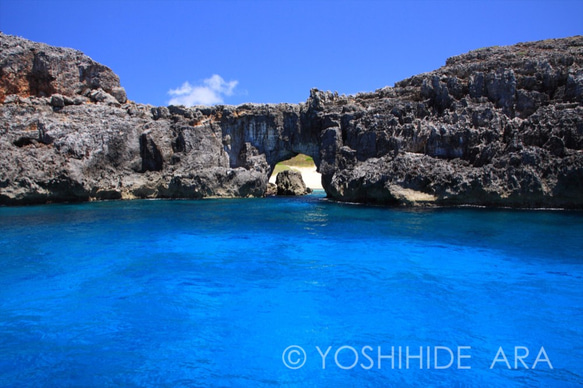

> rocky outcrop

[
  {"left": 0, "top": 32, "right": 324, "bottom": 205},
  {"left": 275, "top": 170, "right": 311, "bottom": 196},
  {"left": 0, "top": 33, "right": 125, "bottom": 104},
  {"left": 314, "top": 36, "right": 583, "bottom": 207},
  {"left": 0, "top": 99, "right": 296, "bottom": 204},
  {"left": 1, "top": 32, "right": 582, "bottom": 208},
  {"left": 265, "top": 182, "right": 278, "bottom": 196}
]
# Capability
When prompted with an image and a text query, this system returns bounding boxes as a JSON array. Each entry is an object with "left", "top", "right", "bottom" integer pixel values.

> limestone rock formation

[
  {"left": 0, "top": 99, "right": 284, "bottom": 203},
  {"left": 1, "top": 32, "right": 582, "bottom": 208},
  {"left": 0, "top": 33, "right": 125, "bottom": 104},
  {"left": 265, "top": 182, "right": 278, "bottom": 196},
  {"left": 275, "top": 170, "right": 311, "bottom": 196},
  {"left": 314, "top": 36, "right": 583, "bottom": 207}
]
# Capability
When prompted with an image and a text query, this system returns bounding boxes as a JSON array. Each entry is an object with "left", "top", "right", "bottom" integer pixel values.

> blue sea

[{"left": 0, "top": 192, "right": 582, "bottom": 387}]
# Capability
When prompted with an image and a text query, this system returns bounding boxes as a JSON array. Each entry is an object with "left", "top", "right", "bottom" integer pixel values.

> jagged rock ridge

[
  {"left": 315, "top": 37, "right": 583, "bottom": 207},
  {"left": 0, "top": 33, "right": 125, "bottom": 104},
  {"left": 0, "top": 32, "right": 582, "bottom": 207}
]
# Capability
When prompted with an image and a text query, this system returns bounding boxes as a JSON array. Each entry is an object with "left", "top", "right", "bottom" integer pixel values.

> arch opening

[{"left": 268, "top": 153, "right": 323, "bottom": 190}]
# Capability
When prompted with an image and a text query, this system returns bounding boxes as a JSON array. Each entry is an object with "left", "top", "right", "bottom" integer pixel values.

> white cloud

[{"left": 167, "top": 74, "right": 238, "bottom": 106}]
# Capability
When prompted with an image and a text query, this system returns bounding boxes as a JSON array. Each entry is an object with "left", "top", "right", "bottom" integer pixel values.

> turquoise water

[{"left": 0, "top": 192, "right": 582, "bottom": 387}]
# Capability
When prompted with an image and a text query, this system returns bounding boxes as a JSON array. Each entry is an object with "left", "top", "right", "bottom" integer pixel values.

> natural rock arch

[
  {"left": 1, "top": 33, "right": 582, "bottom": 208},
  {"left": 214, "top": 103, "right": 321, "bottom": 174}
]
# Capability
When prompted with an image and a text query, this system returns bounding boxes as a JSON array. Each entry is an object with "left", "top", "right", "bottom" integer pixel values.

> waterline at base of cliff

[{"left": 1, "top": 33, "right": 582, "bottom": 208}]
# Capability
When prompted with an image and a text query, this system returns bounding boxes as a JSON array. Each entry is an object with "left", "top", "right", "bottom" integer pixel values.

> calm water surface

[{"left": 0, "top": 192, "right": 582, "bottom": 386}]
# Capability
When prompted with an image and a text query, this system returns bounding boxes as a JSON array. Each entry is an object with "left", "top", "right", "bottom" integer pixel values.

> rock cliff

[
  {"left": 0, "top": 33, "right": 315, "bottom": 204},
  {"left": 315, "top": 37, "right": 583, "bottom": 207},
  {"left": 1, "top": 32, "right": 582, "bottom": 207}
]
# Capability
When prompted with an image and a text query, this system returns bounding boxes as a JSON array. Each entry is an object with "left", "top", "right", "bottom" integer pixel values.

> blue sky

[{"left": 1, "top": 0, "right": 582, "bottom": 106}]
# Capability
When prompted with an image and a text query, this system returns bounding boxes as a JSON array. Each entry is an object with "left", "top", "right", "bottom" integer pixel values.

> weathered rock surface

[
  {"left": 0, "top": 33, "right": 125, "bottom": 104},
  {"left": 1, "top": 32, "right": 582, "bottom": 207},
  {"left": 275, "top": 170, "right": 311, "bottom": 196},
  {"left": 265, "top": 182, "right": 278, "bottom": 196},
  {"left": 314, "top": 36, "right": 583, "bottom": 207},
  {"left": 0, "top": 99, "right": 299, "bottom": 203}
]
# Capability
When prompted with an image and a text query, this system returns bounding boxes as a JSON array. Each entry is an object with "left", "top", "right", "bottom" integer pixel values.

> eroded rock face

[
  {"left": 0, "top": 100, "right": 288, "bottom": 204},
  {"left": 275, "top": 170, "right": 311, "bottom": 196},
  {"left": 313, "top": 36, "right": 583, "bottom": 207},
  {"left": 1, "top": 32, "right": 582, "bottom": 208},
  {"left": 265, "top": 182, "right": 278, "bottom": 196},
  {"left": 0, "top": 33, "right": 125, "bottom": 103}
]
